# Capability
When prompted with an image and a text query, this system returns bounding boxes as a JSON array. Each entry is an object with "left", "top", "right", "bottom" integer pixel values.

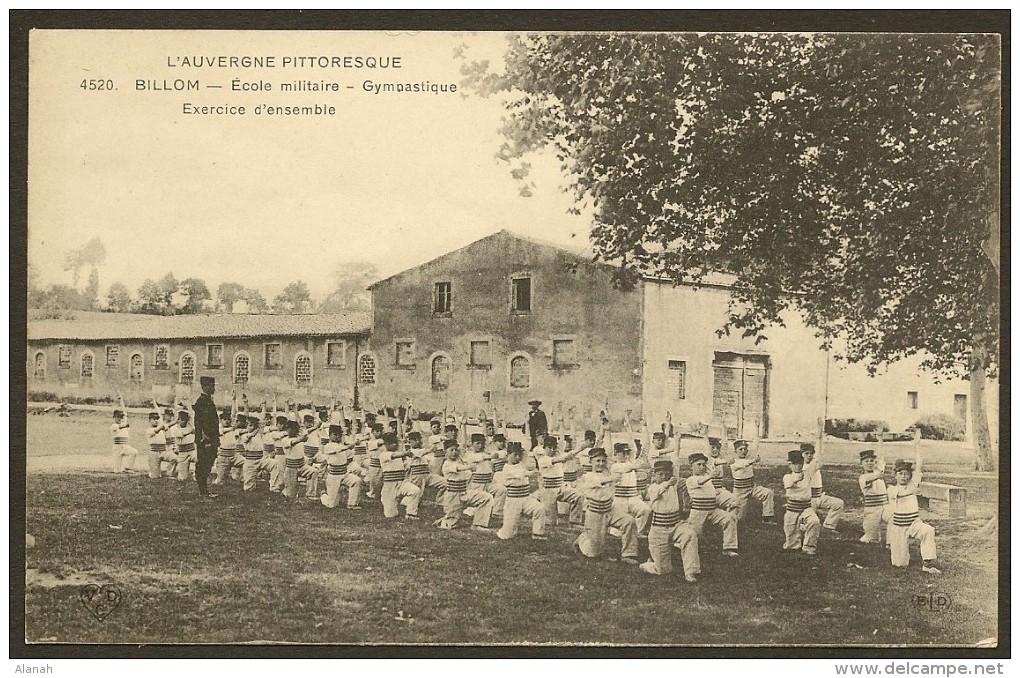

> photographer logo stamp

[
  {"left": 79, "top": 583, "right": 122, "bottom": 621},
  {"left": 914, "top": 592, "right": 952, "bottom": 612}
]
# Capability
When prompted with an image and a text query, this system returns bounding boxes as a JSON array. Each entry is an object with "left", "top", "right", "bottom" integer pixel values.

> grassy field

[{"left": 24, "top": 411, "right": 999, "bottom": 646}]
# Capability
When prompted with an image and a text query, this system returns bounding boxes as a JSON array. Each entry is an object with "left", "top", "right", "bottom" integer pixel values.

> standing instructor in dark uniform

[
  {"left": 193, "top": 376, "right": 220, "bottom": 498},
  {"left": 526, "top": 399, "right": 548, "bottom": 451}
]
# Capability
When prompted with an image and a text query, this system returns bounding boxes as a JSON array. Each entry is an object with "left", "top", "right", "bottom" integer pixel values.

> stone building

[
  {"left": 27, "top": 312, "right": 370, "bottom": 404},
  {"left": 363, "top": 230, "right": 830, "bottom": 439}
]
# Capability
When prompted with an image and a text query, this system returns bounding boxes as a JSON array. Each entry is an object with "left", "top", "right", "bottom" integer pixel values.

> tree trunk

[{"left": 969, "top": 341, "right": 995, "bottom": 472}]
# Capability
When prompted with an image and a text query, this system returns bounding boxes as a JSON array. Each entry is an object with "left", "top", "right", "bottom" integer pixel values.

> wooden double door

[{"left": 712, "top": 352, "right": 770, "bottom": 440}]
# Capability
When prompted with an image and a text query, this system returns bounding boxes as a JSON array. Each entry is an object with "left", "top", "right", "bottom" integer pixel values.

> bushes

[
  {"left": 825, "top": 418, "right": 890, "bottom": 439},
  {"left": 913, "top": 413, "right": 966, "bottom": 441}
]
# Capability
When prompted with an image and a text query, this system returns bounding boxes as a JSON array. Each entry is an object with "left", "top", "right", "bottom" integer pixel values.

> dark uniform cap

[
  {"left": 589, "top": 447, "right": 608, "bottom": 460},
  {"left": 444, "top": 424, "right": 459, "bottom": 433},
  {"left": 688, "top": 452, "right": 708, "bottom": 464},
  {"left": 382, "top": 432, "right": 399, "bottom": 446},
  {"left": 528, "top": 400, "right": 542, "bottom": 406},
  {"left": 200, "top": 376, "right": 215, "bottom": 388},
  {"left": 788, "top": 450, "right": 804, "bottom": 464},
  {"left": 614, "top": 442, "right": 631, "bottom": 455},
  {"left": 708, "top": 437, "right": 721, "bottom": 445},
  {"left": 493, "top": 433, "right": 506, "bottom": 443},
  {"left": 584, "top": 429, "right": 597, "bottom": 440},
  {"left": 733, "top": 439, "right": 749, "bottom": 449},
  {"left": 113, "top": 409, "right": 124, "bottom": 418},
  {"left": 859, "top": 449, "right": 877, "bottom": 461},
  {"left": 653, "top": 459, "right": 674, "bottom": 476},
  {"left": 329, "top": 425, "right": 343, "bottom": 436},
  {"left": 470, "top": 433, "right": 486, "bottom": 443},
  {"left": 563, "top": 434, "right": 573, "bottom": 441},
  {"left": 800, "top": 442, "right": 816, "bottom": 453},
  {"left": 507, "top": 442, "right": 524, "bottom": 454},
  {"left": 276, "top": 415, "right": 289, "bottom": 425},
  {"left": 303, "top": 414, "right": 316, "bottom": 422},
  {"left": 430, "top": 419, "right": 442, "bottom": 427},
  {"left": 893, "top": 459, "right": 914, "bottom": 473},
  {"left": 408, "top": 431, "right": 422, "bottom": 441},
  {"left": 443, "top": 439, "right": 458, "bottom": 450},
  {"left": 543, "top": 435, "right": 558, "bottom": 447},
  {"left": 247, "top": 416, "right": 261, "bottom": 426}
]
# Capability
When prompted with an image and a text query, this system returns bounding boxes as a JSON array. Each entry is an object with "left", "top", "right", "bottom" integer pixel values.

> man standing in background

[
  {"left": 526, "top": 400, "right": 548, "bottom": 451},
  {"left": 193, "top": 376, "right": 221, "bottom": 499}
]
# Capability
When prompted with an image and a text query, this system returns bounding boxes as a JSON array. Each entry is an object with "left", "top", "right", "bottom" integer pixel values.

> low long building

[{"left": 27, "top": 311, "right": 370, "bottom": 405}]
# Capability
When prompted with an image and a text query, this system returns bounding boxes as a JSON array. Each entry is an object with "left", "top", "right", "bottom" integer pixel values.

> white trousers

[
  {"left": 888, "top": 519, "right": 936, "bottom": 567},
  {"left": 688, "top": 508, "right": 739, "bottom": 550},
  {"left": 642, "top": 522, "right": 701, "bottom": 577},
  {"left": 497, "top": 495, "right": 546, "bottom": 539},
  {"left": 783, "top": 508, "right": 820, "bottom": 554},
  {"left": 111, "top": 444, "right": 137, "bottom": 473},
  {"left": 382, "top": 480, "right": 422, "bottom": 518}
]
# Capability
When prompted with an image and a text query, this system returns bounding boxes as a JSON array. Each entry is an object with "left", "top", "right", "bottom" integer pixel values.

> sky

[{"left": 28, "top": 30, "right": 592, "bottom": 302}]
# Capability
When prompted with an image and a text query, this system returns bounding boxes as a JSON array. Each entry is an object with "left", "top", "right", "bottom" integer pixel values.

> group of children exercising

[{"left": 106, "top": 393, "right": 942, "bottom": 582}]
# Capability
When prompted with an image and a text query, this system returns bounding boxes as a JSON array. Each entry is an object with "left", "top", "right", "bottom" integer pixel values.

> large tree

[
  {"left": 273, "top": 281, "right": 313, "bottom": 314},
  {"left": 319, "top": 261, "right": 378, "bottom": 312},
  {"left": 105, "top": 282, "right": 133, "bottom": 313},
  {"left": 463, "top": 33, "right": 1000, "bottom": 469},
  {"left": 137, "top": 272, "right": 181, "bottom": 315},
  {"left": 179, "top": 277, "right": 212, "bottom": 314},
  {"left": 63, "top": 236, "right": 106, "bottom": 289},
  {"left": 216, "top": 281, "right": 268, "bottom": 313}
]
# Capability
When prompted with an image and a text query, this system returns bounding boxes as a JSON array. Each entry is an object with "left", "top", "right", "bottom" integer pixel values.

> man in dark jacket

[
  {"left": 193, "top": 376, "right": 221, "bottom": 498},
  {"left": 526, "top": 400, "right": 548, "bottom": 451}
]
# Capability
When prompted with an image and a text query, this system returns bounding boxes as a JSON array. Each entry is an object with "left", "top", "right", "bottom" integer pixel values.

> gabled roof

[
  {"left": 27, "top": 311, "right": 371, "bottom": 342},
  {"left": 368, "top": 229, "right": 611, "bottom": 289}
]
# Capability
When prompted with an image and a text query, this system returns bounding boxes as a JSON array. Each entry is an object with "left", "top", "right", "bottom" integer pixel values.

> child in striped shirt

[
  {"left": 109, "top": 399, "right": 137, "bottom": 473},
  {"left": 175, "top": 410, "right": 196, "bottom": 482},
  {"left": 496, "top": 442, "right": 546, "bottom": 541},
  {"left": 857, "top": 449, "right": 889, "bottom": 545},
  {"left": 730, "top": 439, "right": 776, "bottom": 524},
  {"left": 379, "top": 431, "right": 421, "bottom": 520},
  {"left": 438, "top": 439, "right": 493, "bottom": 531},
  {"left": 685, "top": 452, "right": 740, "bottom": 557},
  {"left": 887, "top": 450, "right": 940, "bottom": 574},
  {"left": 782, "top": 449, "right": 821, "bottom": 555},
  {"left": 640, "top": 460, "right": 700, "bottom": 581},
  {"left": 145, "top": 410, "right": 175, "bottom": 479}
]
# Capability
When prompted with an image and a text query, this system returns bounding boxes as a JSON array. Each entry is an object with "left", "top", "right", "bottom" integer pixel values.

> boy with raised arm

[
  {"left": 686, "top": 452, "right": 740, "bottom": 557},
  {"left": 536, "top": 435, "right": 585, "bottom": 529},
  {"left": 573, "top": 448, "right": 640, "bottom": 565},
  {"left": 857, "top": 448, "right": 889, "bottom": 545},
  {"left": 438, "top": 439, "right": 494, "bottom": 531},
  {"left": 212, "top": 392, "right": 239, "bottom": 487},
  {"left": 801, "top": 442, "right": 844, "bottom": 532},
  {"left": 730, "top": 434, "right": 776, "bottom": 524},
  {"left": 379, "top": 427, "right": 422, "bottom": 520},
  {"left": 145, "top": 400, "right": 176, "bottom": 478},
  {"left": 782, "top": 449, "right": 821, "bottom": 555},
  {"left": 887, "top": 441, "right": 940, "bottom": 573},
  {"left": 640, "top": 460, "right": 700, "bottom": 582},
  {"left": 109, "top": 395, "right": 137, "bottom": 473},
  {"left": 496, "top": 442, "right": 547, "bottom": 541},
  {"left": 175, "top": 409, "right": 197, "bottom": 482}
]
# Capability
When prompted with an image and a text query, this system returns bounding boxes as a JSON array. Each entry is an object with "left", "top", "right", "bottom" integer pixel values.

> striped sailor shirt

[
  {"left": 731, "top": 457, "right": 756, "bottom": 490},
  {"left": 647, "top": 481, "right": 682, "bottom": 527},
  {"left": 578, "top": 472, "right": 615, "bottom": 513},
  {"left": 442, "top": 460, "right": 472, "bottom": 494},
  {"left": 686, "top": 476, "right": 721, "bottom": 511},
  {"left": 888, "top": 475, "right": 922, "bottom": 527},
  {"left": 537, "top": 454, "right": 565, "bottom": 489},
  {"left": 809, "top": 467, "right": 825, "bottom": 498},
  {"left": 501, "top": 463, "right": 533, "bottom": 499},
  {"left": 859, "top": 466, "right": 889, "bottom": 506},
  {"left": 784, "top": 461, "right": 817, "bottom": 513},
  {"left": 611, "top": 460, "right": 642, "bottom": 498},
  {"left": 147, "top": 425, "right": 167, "bottom": 453},
  {"left": 464, "top": 450, "right": 494, "bottom": 485},
  {"left": 111, "top": 423, "right": 130, "bottom": 446},
  {"left": 706, "top": 455, "right": 727, "bottom": 489},
  {"left": 177, "top": 426, "right": 196, "bottom": 454},
  {"left": 243, "top": 432, "right": 264, "bottom": 460}
]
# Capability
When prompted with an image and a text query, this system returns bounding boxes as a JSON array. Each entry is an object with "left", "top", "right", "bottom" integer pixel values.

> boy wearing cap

[
  {"left": 282, "top": 420, "right": 313, "bottom": 500},
  {"left": 782, "top": 449, "right": 821, "bottom": 555},
  {"left": 611, "top": 442, "right": 652, "bottom": 535},
  {"left": 573, "top": 448, "right": 640, "bottom": 565},
  {"left": 145, "top": 409, "right": 175, "bottom": 479},
  {"left": 686, "top": 452, "right": 740, "bottom": 557},
  {"left": 730, "top": 439, "right": 776, "bottom": 524},
  {"left": 438, "top": 439, "right": 494, "bottom": 531},
  {"left": 269, "top": 415, "right": 290, "bottom": 493},
  {"left": 299, "top": 414, "right": 325, "bottom": 499},
  {"left": 175, "top": 410, "right": 196, "bottom": 482},
  {"left": 640, "top": 460, "right": 700, "bottom": 582},
  {"left": 706, "top": 435, "right": 744, "bottom": 514},
  {"left": 240, "top": 415, "right": 267, "bottom": 492},
  {"left": 496, "top": 442, "right": 547, "bottom": 541},
  {"left": 887, "top": 449, "right": 940, "bottom": 573},
  {"left": 109, "top": 398, "right": 137, "bottom": 473},
  {"left": 464, "top": 433, "right": 507, "bottom": 523},
  {"left": 378, "top": 431, "right": 421, "bottom": 519},
  {"left": 212, "top": 407, "right": 238, "bottom": 486},
  {"left": 365, "top": 423, "right": 385, "bottom": 499},
  {"left": 857, "top": 449, "right": 889, "bottom": 545},
  {"left": 320, "top": 425, "right": 353, "bottom": 509},
  {"left": 801, "top": 442, "right": 844, "bottom": 532},
  {"left": 536, "top": 435, "right": 585, "bottom": 528}
]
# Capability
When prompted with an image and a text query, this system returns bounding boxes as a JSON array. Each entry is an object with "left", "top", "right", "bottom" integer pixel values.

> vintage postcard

[{"left": 20, "top": 23, "right": 1004, "bottom": 655}]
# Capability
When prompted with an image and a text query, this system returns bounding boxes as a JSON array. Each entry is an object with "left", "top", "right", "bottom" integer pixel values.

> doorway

[{"left": 712, "top": 352, "right": 770, "bottom": 439}]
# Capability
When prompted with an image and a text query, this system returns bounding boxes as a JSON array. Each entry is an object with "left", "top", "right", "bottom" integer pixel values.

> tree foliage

[
  {"left": 273, "top": 280, "right": 313, "bottom": 314},
  {"left": 216, "top": 281, "right": 268, "bottom": 313},
  {"left": 63, "top": 236, "right": 107, "bottom": 289},
  {"left": 105, "top": 282, "right": 133, "bottom": 313},
  {"left": 136, "top": 273, "right": 180, "bottom": 315},
  {"left": 179, "top": 277, "right": 212, "bottom": 314},
  {"left": 319, "top": 261, "right": 378, "bottom": 312},
  {"left": 462, "top": 33, "right": 999, "bottom": 381}
]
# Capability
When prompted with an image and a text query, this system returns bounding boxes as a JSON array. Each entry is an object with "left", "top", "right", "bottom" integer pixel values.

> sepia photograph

[{"left": 16, "top": 15, "right": 1005, "bottom": 654}]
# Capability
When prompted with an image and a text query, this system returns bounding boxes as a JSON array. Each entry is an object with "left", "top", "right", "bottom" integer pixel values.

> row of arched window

[
  {"left": 355, "top": 352, "right": 532, "bottom": 390},
  {"left": 32, "top": 350, "right": 315, "bottom": 386}
]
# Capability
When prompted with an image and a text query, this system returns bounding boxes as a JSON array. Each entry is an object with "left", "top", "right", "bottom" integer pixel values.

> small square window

[
  {"left": 327, "top": 341, "right": 346, "bottom": 367},
  {"left": 106, "top": 345, "right": 120, "bottom": 367},
  {"left": 265, "top": 343, "right": 282, "bottom": 369},
  {"left": 434, "top": 282, "right": 452, "bottom": 314},
  {"left": 668, "top": 360, "right": 687, "bottom": 400},
  {"left": 155, "top": 344, "right": 169, "bottom": 370},
  {"left": 552, "top": 339, "right": 576, "bottom": 367},
  {"left": 58, "top": 345, "right": 71, "bottom": 369},
  {"left": 511, "top": 276, "right": 531, "bottom": 313},
  {"left": 396, "top": 341, "right": 415, "bottom": 367},
  {"left": 469, "top": 340, "right": 491, "bottom": 367},
  {"left": 207, "top": 344, "right": 224, "bottom": 369}
]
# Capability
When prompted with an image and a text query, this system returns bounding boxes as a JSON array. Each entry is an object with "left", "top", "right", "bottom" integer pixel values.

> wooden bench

[{"left": 918, "top": 481, "right": 967, "bottom": 518}]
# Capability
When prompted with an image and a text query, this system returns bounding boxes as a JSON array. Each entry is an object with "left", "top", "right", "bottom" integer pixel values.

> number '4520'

[{"left": 80, "top": 79, "right": 114, "bottom": 90}]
